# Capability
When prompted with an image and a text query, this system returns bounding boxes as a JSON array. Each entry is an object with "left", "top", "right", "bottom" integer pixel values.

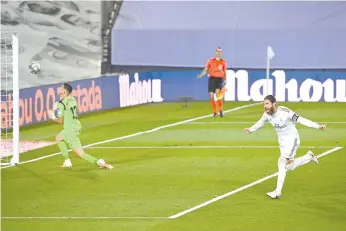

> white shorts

[{"left": 278, "top": 136, "right": 300, "bottom": 160}]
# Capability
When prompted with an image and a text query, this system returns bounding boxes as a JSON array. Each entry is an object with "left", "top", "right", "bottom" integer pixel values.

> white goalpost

[{"left": 0, "top": 32, "right": 20, "bottom": 166}]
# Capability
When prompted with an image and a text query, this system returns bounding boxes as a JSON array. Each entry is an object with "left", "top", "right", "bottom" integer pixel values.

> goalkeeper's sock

[
  {"left": 81, "top": 153, "right": 98, "bottom": 165},
  {"left": 58, "top": 141, "right": 69, "bottom": 160},
  {"left": 210, "top": 100, "right": 217, "bottom": 113}
]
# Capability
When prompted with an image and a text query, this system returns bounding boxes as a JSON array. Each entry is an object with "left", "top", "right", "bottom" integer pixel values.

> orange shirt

[{"left": 206, "top": 58, "right": 227, "bottom": 78}]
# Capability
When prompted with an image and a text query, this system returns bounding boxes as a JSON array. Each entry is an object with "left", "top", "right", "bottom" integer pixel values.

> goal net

[{"left": 1, "top": 33, "right": 19, "bottom": 166}]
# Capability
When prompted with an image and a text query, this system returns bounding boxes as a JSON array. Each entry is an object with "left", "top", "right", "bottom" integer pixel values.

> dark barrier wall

[
  {"left": 1, "top": 1, "right": 102, "bottom": 90},
  {"left": 1, "top": 70, "right": 346, "bottom": 128},
  {"left": 112, "top": 1, "right": 346, "bottom": 69}
]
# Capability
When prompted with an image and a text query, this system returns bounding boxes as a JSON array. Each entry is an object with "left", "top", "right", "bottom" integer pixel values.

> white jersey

[{"left": 249, "top": 106, "right": 320, "bottom": 139}]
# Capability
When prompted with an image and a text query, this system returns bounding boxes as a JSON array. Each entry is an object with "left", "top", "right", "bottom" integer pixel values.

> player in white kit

[{"left": 244, "top": 95, "right": 327, "bottom": 199}]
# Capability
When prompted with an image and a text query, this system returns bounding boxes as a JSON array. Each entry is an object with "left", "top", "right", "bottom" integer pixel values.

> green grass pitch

[{"left": 1, "top": 102, "right": 346, "bottom": 231}]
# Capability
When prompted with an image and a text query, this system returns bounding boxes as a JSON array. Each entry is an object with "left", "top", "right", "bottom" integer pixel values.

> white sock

[
  {"left": 276, "top": 157, "right": 287, "bottom": 195},
  {"left": 289, "top": 153, "right": 312, "bottom": 171}
]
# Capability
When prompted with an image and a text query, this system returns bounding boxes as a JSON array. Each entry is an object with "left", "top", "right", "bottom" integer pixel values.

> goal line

[{"left": 86, "top": 145, "right": 340, "bottom": 149}]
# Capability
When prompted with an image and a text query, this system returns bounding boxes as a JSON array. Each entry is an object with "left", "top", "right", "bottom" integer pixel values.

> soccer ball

[
  {"left": 29, "top": 61, "right": 41, "bottom": 74},
  {"left": 55, "top": 108, "right": 62, "bottom": 117}
]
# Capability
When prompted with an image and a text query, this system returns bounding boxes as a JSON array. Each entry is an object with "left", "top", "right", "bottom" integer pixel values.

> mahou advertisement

[{"left": 1, "top": 70, "right": 345, "bottom": 129}]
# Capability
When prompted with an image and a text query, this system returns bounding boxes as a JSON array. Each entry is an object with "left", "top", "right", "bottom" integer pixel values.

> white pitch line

[
  {"left": 1, "top": 216, "right": 168, "bottom": 220},
  {"left": 168, "top": 146, "right": 344, "bottom": 219},
  {"left": 189, "top": 121, "right": 252, "bottom": 124},
  {"left": 189, "top": 121, "right": 346, "bottom": 124},
  {"left": 1, "top": 103, "right": 260, "bottom": 169},
  {"left": 86, "top": 145, "right": 338, "bottom": 149}
]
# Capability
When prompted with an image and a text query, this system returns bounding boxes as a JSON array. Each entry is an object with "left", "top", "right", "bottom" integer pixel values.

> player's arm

[
  {"left": 244, "top": 114, "right": 268, "bottom": 133},
  {"left": 48, "top": 110, "right": 63, "bottom": 124},
  {"left": 48, "top": 102, "right": 64, "bottom": 124},
  {"left": 54, "top": 117, "right": 64, "bottom": 124},
  {"left": 198, "top": 60, "right": 210, "bottom": 78},
  {"left": 289, "top": 111, "right": 326, "bottom": 130}
]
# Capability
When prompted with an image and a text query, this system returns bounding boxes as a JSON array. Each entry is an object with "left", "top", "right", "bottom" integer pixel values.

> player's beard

[{"left": 265, "top": 106, "right": 275, "bottom": 115}]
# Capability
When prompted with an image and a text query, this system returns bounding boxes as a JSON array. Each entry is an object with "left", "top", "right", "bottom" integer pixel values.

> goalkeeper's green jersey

[{"left": 57, "top": 96, "right": 81, "bottom": 130}]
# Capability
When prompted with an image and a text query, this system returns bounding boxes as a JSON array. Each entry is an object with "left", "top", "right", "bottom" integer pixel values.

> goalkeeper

[{"left": 48, "top": 83, "right": 113, "bottom": 169}]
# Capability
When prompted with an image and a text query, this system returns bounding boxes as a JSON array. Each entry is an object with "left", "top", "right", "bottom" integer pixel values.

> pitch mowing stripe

[
  {"left": 3, "top": 147, "right": 343, "bottom": 220},
  {"left": 1, "top": 103, "right": 260, "bottom": 169},
  {"left": 168, "top": 146, "right": 344, "bottom": 219}
]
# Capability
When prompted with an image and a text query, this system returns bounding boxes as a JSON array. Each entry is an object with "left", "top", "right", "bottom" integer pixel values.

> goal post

[{"left": 1, "top": 33, "right": 20, "bottom": 166}]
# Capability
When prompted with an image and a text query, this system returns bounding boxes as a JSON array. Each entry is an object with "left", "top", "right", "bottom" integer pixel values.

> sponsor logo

[
  {"left": 224, "top": 70, "right": 346, "bottom": 102},
  {"left": 1, "top": 80, "right": 103, "bottom": 129},
  {"left": 274, "top": 124, "right": 288, "bottom": 129},
  {"left": 118, "top": 73, "right": 164, "bottom": 107},
  {"left": 71, "top": 81, "right": 103, "bottom": 113}
]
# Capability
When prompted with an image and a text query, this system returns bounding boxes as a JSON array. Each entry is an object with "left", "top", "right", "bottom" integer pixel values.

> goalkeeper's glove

[{"left": 48, "top": 110, "right": 57, "bottom": 121}]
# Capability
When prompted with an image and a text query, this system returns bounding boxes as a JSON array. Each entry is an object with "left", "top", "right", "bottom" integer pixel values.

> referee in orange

[{"left": 198, "top": 47, "right": 227, "bottom": 117}]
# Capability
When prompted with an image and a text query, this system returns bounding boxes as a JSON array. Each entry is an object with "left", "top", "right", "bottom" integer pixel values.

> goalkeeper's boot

[
  {"left": 60, "top": 159, "right": 72, "bottom": 168},
  {"left": 97, "top": 159, "right": 114, "bottom": 169},
  {"left": 266, "top": 190, "right": 281, "bottom": 199},
  {"left": 220, "top": 110, "right": 224, "bottom": 118}
]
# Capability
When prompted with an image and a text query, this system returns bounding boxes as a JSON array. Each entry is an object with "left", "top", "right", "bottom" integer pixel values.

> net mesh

[{"left": 1, "top": 32, "right": 15, "bottom": 164}]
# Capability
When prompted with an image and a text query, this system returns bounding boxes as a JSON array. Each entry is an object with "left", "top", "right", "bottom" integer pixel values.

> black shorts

[{"left": 208, "top": 77, "right": 224, "bottom": 93}]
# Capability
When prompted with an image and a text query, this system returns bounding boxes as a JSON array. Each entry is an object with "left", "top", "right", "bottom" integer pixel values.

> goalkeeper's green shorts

[{"left": 61, "top": 129, "right": 82, "bottom": 149}]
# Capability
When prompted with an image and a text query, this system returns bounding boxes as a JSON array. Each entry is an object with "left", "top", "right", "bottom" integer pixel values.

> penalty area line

[
  {"left": 168, "top": 146, "right": 344, "bottom": 219},
  {"left": 1, "top": 216, "right": 168, "bottom": 220}
]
